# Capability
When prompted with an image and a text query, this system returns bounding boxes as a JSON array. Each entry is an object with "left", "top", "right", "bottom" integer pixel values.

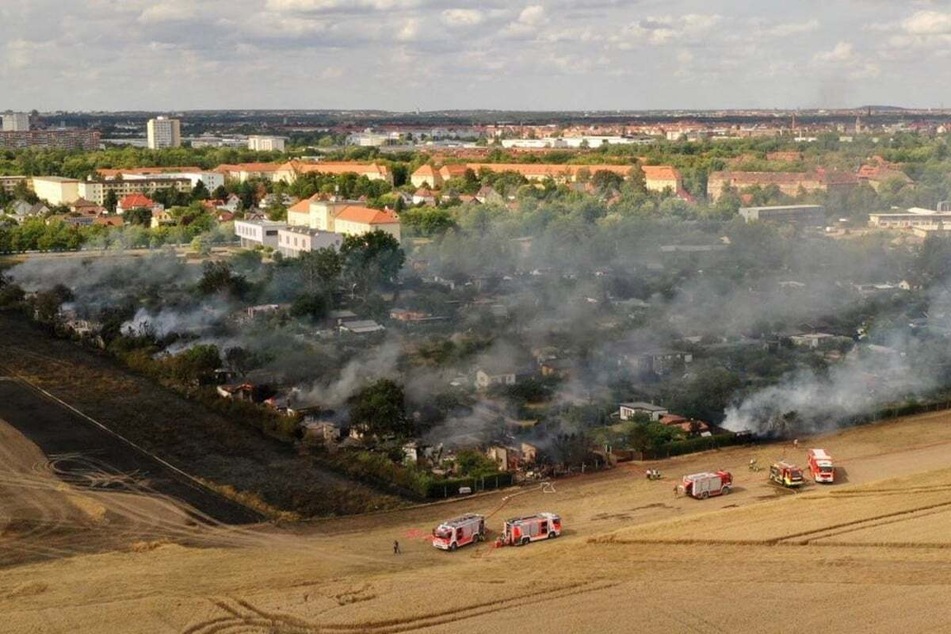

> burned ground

[{"left": 0, "top": 313, "right": 406, "bottom": 519}]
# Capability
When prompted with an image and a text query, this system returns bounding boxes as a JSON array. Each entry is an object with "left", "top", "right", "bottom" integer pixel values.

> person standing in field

[{"left": 393, "top": 540, "right": 401, "bottom": 555}]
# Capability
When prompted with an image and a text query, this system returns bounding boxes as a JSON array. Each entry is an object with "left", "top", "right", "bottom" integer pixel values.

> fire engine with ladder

[
  {"left": 499, "top": 513, "right": 562, "bottom": 546},
  {"left": 432, "top": 514, "right": 486, "bottom": 551}
]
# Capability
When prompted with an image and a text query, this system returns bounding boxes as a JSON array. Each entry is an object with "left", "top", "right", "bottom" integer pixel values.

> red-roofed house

[
  {"left": 857, "top": 158, "right": 914, "bottom": 192},
  {"left": 116, "top": 193, "right": 162, "bottom": 215},
  {"left": 410, "top": 164, "right": 442, "bottom": 188},
  {"left": 286, "top": 197, "right": 401, "bottom": 240},
  {"left": 273, "top": 160, "right": 393, "bottom": 184}
]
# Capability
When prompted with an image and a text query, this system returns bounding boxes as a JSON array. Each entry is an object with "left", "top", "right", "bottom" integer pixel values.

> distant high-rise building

[
  {"left": 248, "top": 135, "right": 286, "bottom": 152},
  {"left": 147, "top": 117, "right": 181, "bottom": 149},
  {"left": 2, "top": 112, "right": 31, "bottom": 132}
]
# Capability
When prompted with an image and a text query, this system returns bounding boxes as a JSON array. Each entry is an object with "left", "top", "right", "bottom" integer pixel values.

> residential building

[
  {"left": 462, "top": 162, "right": 683, "bottom": 194},
  {"left": 248, "top": 135, "right": 286, "bottom": 152},
  {"left": 116, "top": 193, "right": 162, "bottom": 215},
  {"left": 77, "top": 176, "right": 193, "bottom": 206},
  {"left": 287, "top": 197, "right": 401, "bottom": 241},
  {"left": 31, "top": 176, "right": 81, "bottom": 205},
  {"left": 2, "top": 112, "right": 30, "bottom": 131},
  {"left": 868, "top": 207, "right": 951, "bottom": 230},
  {"left": 97, "top": 167, "right": 223, "bottom": 191},
  {"left": 147, "top": 117, "right": 182, "bottom": 149},
  {"left": 234, "top": 219, "right": 287, "bottom": 249},
  {"left": 707, "top": 170, "right": 857, "bottom": 201},
  {"left": 0, "top": 129, "right": 99, "bottom": 151},
  {"left": 410, "top": 164, "right": 442, "bottom": 188},
  {"left": 339, "top": 319, "right": 385, "bottom": 334},
  {"left": 272, "top": 160, "right": 393, "bottom": 184},
  {"left": 0, "top": 175, "right": 29, "bottom": 196},
  {"left": 738, "top": 205, "right": 826, "bottom": 227},
  {"left": 215, "top": 162, "right": 284, "bottom": 182},
  {"left": 619, "top": 402, "right": 670, "bottom": 422},
  {"left": 276, "top": 226, "right": 342, "bottom": 258},
  {"left": 857, "top": 157, "right": 914, "bottom": 192}
]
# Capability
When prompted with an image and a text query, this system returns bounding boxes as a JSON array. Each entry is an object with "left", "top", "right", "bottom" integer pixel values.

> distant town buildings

[
  {"left": 707, "top": 170, "right": 857, "bottom": 201},
  {"left": 410, "top": 162, "right": 685, "bottom": 195},
  {"left": 2, "top": 112, "right": 30, "bottom": 131},
  {"left": 147, "top": 117, "right": 181, "bottom": 149},
  {"left": 248, "top": 135, "right": 286, "bottom": 152},
  {"left": 0, "top": 128, "right": 99, "bottom": 151},
  {"left": 738, "top": 205, "right": 827, "bottom": 227}
]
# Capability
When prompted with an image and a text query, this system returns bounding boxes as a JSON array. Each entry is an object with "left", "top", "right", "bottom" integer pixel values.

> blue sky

[{"left": 3, "top": 0, "right": 951, "bottom": 111}]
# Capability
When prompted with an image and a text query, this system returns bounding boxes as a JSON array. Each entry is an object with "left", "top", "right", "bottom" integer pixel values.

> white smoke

[{"left": 722, "top": 336, "right": 930, "bottom": 436}]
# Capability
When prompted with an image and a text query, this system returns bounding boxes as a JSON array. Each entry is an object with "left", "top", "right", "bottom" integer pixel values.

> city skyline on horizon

[{"left": 4, "top": 1, "right": 951, "bottom": 112}]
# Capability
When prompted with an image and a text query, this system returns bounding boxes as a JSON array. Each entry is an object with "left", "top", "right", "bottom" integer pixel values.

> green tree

[
  {"left": 348, "top": 379, "right": 413, "bottom": 438},
  {"left": 191, "top": 180, "right": 211, "bottom": 201},
  {"left": 341, "top": 230, "right": 405, "bottom": 299},
  {"left": 197, "top": 261, "right": 248, "bottom": 298},
  {"left": 124, "top": 206, "right": 152, "bottom": 227},
  {"left": 103, "top": 189, "right": 119, "bottom": 214},
  {"left": 171, "top": 344, "right": 221, "bottom": 385}
]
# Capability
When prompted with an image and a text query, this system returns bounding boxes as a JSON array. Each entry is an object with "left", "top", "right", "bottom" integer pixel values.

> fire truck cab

[
  {"left": 432, "top": 514, "right": 486, "bottom": 551},
  {"left": 769, "top": 461, "right": 805, "bottom": 487},
  {"left": 807, "top": 448, "right": 835, "bottom": 483},
  {"left": 502, "top": 513, "right": 562, "bottom": 546}
]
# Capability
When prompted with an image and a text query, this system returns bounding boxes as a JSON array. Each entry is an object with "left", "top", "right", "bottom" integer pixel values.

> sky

[{"left": 3, "top": 0, "right": 951, "bottom": 112}]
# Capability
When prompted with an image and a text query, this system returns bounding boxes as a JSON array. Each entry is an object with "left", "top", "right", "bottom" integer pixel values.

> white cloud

[
  {"left": 397, "top": 18, "right": 419, "bottom": 42},
  {"left": 902, "top": 10, "right": 951, "bottom": 35},
  {"left": 766, "top": 19, "right": 819, "bottom": 37},
  {"left": 266, "top": 0, "right": 422, "bottom": 11},
  {"left": 814, "top": 41, "right": 855, "bottom": 63},
  {"left": 441, "top": 9, "right": 483, "bottom": 27},
  {"left": 615, "top": 13, "right": 721, "bottom": 47},
  {"left": 138, "top": 3, "right": 196, "bottom": 24},
  {"left": 518, "top": 5, "right": 545, "bottom": 26}
]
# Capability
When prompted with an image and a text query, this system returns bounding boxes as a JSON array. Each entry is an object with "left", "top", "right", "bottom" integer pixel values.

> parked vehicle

[
  {"left": 501, "top": 513, "right": 562, "bottom": 546},
  {"left": 432, "top": 514, "right": 486, "bottom": 551},
  {"left": 807, "top": 448, "right": 835, "bottom": 483},
  {"left": 769, "top": 461, "right": 805, "bottom": 487},
  {"left": 682, "top": 471, "right": 733, "bottom": 499}
]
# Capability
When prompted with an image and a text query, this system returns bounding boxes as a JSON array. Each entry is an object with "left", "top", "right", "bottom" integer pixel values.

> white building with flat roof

[
  {"left": 248, "top": 135, "right": 286, "bottom": 152},
  {"left": 234, "top": 219, "right": 287, "bottom": 249},
  {"left": 277, "top": 226, "right": 343, "bottom": 258},
  {"left": 32, "top": 176, "right": 81, "bottom": 205},
  {"left": 147, "top": 117, "right": 181, "bottom": 149},
  {"left": 2, "top": 112, "right": 30, "bottom": 132}
]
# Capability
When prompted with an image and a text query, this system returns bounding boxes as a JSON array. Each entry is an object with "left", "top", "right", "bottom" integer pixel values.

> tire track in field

[{"left": 182, "top": 580, "right": 619, "bottom": 634}]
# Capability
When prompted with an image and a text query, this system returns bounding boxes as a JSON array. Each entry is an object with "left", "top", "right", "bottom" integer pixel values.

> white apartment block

[
  {"left": 234, "top": 219, "right": 287, "bottom": 249},
  {"left": 248, "top": 135, "right": 286, "bottom": 152},
  {"left": 32, "top": 176, "right": 81, "bottom": 205},
  {"left": 76, "top": 176, "right": 193, "bottom": 205},
  {"left": 147, "top": 117, "right": 182, "bottom": 149},
  {"left": 277, "top": 226, "right": 343, "bottom": 258},
  {"left": 2, "top": 112, "right": 30, "bottom": 132}
]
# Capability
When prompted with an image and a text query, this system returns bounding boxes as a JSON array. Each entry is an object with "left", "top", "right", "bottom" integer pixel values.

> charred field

[{"left": 0, "top": 313, "right": 408, "bottom": 520}]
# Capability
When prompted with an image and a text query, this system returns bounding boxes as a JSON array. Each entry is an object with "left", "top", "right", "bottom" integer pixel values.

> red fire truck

[
  {"left": 769, "top": 461, "right": 805, "bottom": 488},
  {"left": 807, "top": 448, "right": 835, "bottom": 483},
  {"left": 432, "top": 514, "right": 486, "bottom": 551},
  {"left": 501, "top": 513, "right": 562, "bottom": 546},
  {"left": 681, "top": 471, "right": 733, "bottom": 499}
]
